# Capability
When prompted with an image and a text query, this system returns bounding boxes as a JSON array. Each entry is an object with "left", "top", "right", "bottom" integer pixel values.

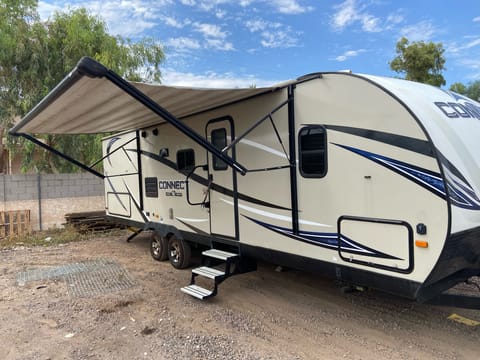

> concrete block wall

[{"left": 1, "top": 173, "right": 105, "bottom": 231}]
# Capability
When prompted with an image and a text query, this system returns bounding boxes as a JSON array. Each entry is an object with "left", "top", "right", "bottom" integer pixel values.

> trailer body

[{"left": 11, "top": 58, "right": 480, "bottom": 303}]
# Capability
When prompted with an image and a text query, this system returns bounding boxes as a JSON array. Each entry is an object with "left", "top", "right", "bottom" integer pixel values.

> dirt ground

[{"left": 0, "top": 232, "right": 479, "bottom": 360}]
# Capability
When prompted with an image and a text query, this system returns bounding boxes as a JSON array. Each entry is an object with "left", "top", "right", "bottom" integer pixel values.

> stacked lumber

[{"left": 64, "top": 211, "right": 125, "bottom": 233}]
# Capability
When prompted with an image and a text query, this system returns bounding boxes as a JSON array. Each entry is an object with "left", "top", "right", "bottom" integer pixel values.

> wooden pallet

[
  {"left": 64, "top": 211, "right": 125, "bottom": 232},
  {"left": 0, "top": 210, "right": 32, "bottom": 238}
]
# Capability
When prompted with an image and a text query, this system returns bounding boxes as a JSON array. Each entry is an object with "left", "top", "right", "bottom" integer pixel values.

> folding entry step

[{"left": 181, "top": 248, "right": 255, "bottom": 300}]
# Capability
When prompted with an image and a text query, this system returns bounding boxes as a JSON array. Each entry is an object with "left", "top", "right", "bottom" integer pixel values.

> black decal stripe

[
  {"left": 324, "top": 125, "right": 435, "bottom": 157},
  {"left": 436, "top": 151, "right": 469, "bottom": 184},
  {"left": 137, "top": 149, "right": 291, "bottom": 211},
  {"left": 175, "top": 218, "right": 209, "bottom": 236},
  {"left": 122, "top": 147, "right": 137, "bottom": 171}
]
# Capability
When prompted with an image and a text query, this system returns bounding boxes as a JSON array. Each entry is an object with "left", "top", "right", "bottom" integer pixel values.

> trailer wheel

[
  {"left": 150, "top": 232, "right": 168, "bottom": 261},
  {"left": 167, "top": 236, "right": 191, "bottom": 269}
]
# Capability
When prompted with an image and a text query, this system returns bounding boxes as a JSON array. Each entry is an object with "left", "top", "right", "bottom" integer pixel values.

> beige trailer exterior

[{"left": 10, "top": 57, "right": 480, "bottom": 305}]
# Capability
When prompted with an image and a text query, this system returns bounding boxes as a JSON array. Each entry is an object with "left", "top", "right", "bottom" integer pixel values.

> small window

[
  {"left": 145, "top": 177, "right": 158, "bottom": 198},
  {"left": 211, "top": 128, "right": 228, "bottom": 170},
  {"left": 299, "top": 126, "right": 327, "bottom": 177},
  {"left": 177, "top": 149, "right": 195, "bottom": 171}
]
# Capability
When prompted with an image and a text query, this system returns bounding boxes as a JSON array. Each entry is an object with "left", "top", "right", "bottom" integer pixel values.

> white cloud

[
  {"left": 38, "top": 0, "right": 172, "bottom": 37},
  {"left": 162, "top": 68, "right": 281, "bottom": 88},
  {"left": 196, "top": 0, "right": 229, "bottom": 11},
  {"left": 245, "top": 19, "right": 298, "bottom": 48},
  {"left": 215, "top": 9, "right": 227, "bottom": 18},
  {"left": 331, "top": 0, "right": 381, "bottom": 33},
  {"left": 162, "top": 16, "right": 185, "bottom": 28},
  {"left": 239, "top": 0, "right": 254, "bottom": 6},
  {"left": 465, "top": 38, "right": 480, "bottom": 49},
  {"left": 246, "top": 19, "right": 281, "bottom": 32},
  {"left": 191, "top": 22, "right": 234, "bottom": 51},
  {"left": 400, "top": 20, "right": 437, "bottom": 41},
  {"left": 268, "top": 0, "right": 314, "bottom": 15},
  {"left": 206, "top": 39, "right": 235, "bottom": 51},
  {"left": 361, "top": 14, "right": 381, "bottom": 32},
  {"left": 38, "top": 1, "right": 63, "bottom": 19},
  {"left": 193, "top": 22, "right": 228, "bottom": 39},
  {"left": 333, "top": 49, "right": 366, "bottom": 62},
  {"left": 473, "top": 16, "right": 480, "bottom": 22},
  {"left": 180, "top": 0, "right": 196, "bottom": 5},
  {"left": 331, "top": 0, "right": 357, "bottom": 29},
  {"left": 165, "top": 37, "right": 201, "bottom": 51},
  {"left": 260, "top": 30, "right": 299, "bottom": 48},
  {"left": 384, "top": 12, "right": 404, "bottom": 31},
  {"left": 446, "top": 37, "right": 480, "bottom": 55}
]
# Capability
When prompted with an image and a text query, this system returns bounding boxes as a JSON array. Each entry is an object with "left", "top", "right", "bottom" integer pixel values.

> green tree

[
  {"left": 449, "top": 81, "right": 480, "bottom": 102},
  {"left": 390, "top": 37, "right": 446, "bottom": 87},
  {"left": 0, "top": 1, "right": 165, "bottom": 173},
  {"left": 449, "top": 82, "right": 467, "bottom": 95}
]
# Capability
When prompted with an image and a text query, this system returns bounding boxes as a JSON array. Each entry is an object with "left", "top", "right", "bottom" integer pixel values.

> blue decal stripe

[
  {"left": 244, "top": 215, "right": 402, "bottom": 260},
  {"left": 334, "top": 143, "right": 480, "bottom": 211},
  {"left": 333, "top": 143, "right": 446, "bottom": 199}
]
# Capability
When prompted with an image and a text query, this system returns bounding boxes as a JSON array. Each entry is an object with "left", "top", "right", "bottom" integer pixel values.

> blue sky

[{"left": 38, "top": 0, "right": 480, "bottom": 88}]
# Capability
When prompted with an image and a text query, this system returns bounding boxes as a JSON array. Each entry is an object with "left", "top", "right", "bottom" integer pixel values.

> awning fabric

[{"left": 10, "top": 57, "right": 287, "bottom": 135}]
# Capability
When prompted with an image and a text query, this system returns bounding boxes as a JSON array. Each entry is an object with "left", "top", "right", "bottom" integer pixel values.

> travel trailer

[{"left": 10, "top": 57, "right": 480, "bottom": 307}]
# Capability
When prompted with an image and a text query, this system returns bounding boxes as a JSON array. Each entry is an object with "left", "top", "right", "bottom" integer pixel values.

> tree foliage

[
  {"left": 449, "top": 81, "right": 480, "bottom": 102},
  {"left": 390, "top": 37, "right": 446, "bottom": 87},
  {"left": 0, "top": 1, "right": 165, "bottom": 173}
]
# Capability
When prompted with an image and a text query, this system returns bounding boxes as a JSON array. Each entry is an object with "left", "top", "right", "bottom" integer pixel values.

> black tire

[
  {"left": 167, "top": 236, "right": 191, "bottom": 269},
  {"left": 150, "top": 232, "right": 168, "bottom": 261}
]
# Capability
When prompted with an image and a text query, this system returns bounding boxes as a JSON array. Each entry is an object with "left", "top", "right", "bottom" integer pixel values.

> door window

[{"left": 211, "top": 128, "right": 228, "bottom": 170}]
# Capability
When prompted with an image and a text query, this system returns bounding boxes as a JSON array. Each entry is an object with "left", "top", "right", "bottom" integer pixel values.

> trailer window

[
  {"left": 177, "top": 149, "right": 195, "bottom": 171},
  {"left": 211, "top": 128, "right": 228, "bottom": 170},
  {"left": 299, "top": 126, "right": 327, "bottom": 177}
]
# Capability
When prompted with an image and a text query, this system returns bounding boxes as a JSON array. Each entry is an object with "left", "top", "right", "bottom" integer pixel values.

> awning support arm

[
  {"left": 222, "top": 98, "right": 291, "bottom": 154},
  {"left": 12, "top": 132, "right": 105, "bottom": 179}
]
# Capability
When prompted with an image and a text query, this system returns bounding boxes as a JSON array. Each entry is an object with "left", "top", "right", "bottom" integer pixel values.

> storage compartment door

[{"left": 338, "top": 216, "right": 413, "bottom": 273}]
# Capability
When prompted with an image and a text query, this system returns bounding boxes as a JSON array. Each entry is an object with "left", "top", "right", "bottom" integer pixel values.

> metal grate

[{"left": 17, "top": 259, "right": 135, "bottom": 297}]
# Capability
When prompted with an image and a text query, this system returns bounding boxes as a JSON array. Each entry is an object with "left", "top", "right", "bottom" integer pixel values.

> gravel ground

[{"left": 0, "top": 232, "right": 479, "bottom": 360}]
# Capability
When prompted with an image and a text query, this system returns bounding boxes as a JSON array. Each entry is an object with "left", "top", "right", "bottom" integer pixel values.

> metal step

[
  {"left": 202, "top": 248, "right": 238, "bottom": 261},
  {"left": 192, "top": 266, "right": 225, "bottom": 279},
  {"left": 180, "top": 284, "right": 214, "bottom": 300}
]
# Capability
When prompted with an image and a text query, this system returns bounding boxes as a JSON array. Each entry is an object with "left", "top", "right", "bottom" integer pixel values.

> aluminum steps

[
  {"left": 180, "top": 284, "right": 214, "bottom": 299},
  {"left": 181, "top": 248, "right": 247, "bottom": 300}
]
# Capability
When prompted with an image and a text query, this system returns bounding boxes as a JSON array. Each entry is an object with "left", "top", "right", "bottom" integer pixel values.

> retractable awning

[
  {"left": 10, "top": 57, "right": 285, "bottom": 135},
  {"left": 9, "top": 57, "right": 292, "bottom": 175}
]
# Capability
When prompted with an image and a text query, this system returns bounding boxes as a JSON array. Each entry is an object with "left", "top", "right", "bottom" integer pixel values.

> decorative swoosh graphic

[
  {"left": 333, "top": 143, "right": 446, "bottom": 199},
  {"left": 175, "top": 217, "right": 209, "bottom": 236},
  {"left": 244, "top": 216, "right": 401, "bottom": 260},
  {"left": 220, "top": 198, "right": 330, "bottom": 228},
  {"left": 106, "top": 137, "right": 121, "bottom": 166},
  {"left": 443, "top": 166, "right": 480, "bottom": 210},
  {"left": 334, "top": 143, "right": 480, "bottom": 210}
]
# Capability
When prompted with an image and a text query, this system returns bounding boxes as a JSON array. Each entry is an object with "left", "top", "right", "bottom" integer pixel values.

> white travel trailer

[{"left": 10, "top": 57, "right": 480, "bottom": 307}]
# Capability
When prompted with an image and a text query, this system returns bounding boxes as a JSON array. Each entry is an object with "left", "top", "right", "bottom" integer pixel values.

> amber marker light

[{"left": 415, "top": 240, "right": 429, "bottom": 248}]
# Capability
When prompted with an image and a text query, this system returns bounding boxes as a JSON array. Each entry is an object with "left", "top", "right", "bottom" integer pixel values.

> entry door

[{"left": 206, "top": 118, "right": 238, "bottom": 239}]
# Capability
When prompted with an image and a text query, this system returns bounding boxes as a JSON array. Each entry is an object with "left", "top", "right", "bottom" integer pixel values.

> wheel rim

[
  {"left": 152, "top": 238, "right": 160, "bottom": 257},
  {"left": 169, "top": 242, "right": 180, "bottom": 263}
]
